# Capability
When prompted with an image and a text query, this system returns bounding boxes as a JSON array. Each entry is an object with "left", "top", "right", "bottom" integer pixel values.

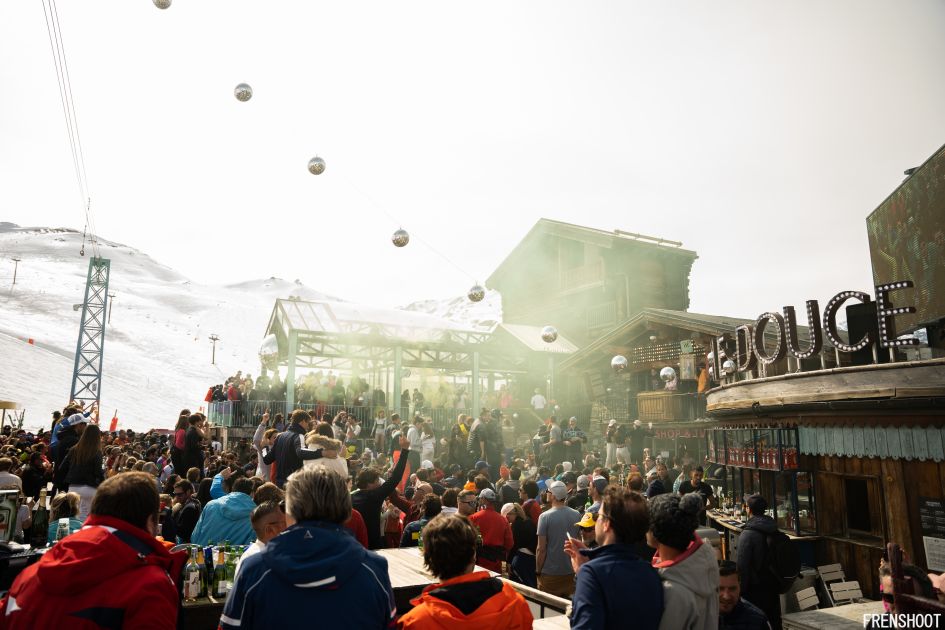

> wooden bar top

[
  {"left": 376, "top": 548, "right": 436, "bottom": 590},
  {"left": 707, "top": 511, "right": 820, "bottom": 541}
]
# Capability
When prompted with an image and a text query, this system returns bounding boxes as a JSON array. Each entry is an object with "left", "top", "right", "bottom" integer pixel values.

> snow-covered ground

[{"left": 0, "top": 223, "right": 501, "bottom": 432}]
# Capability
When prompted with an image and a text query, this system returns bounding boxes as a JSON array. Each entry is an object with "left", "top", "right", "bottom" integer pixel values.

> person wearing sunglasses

[
  {"left": 172, "top": 479, "right": 200, "bottom": 543},
  {"left": 457, "top": 490, "right": 478, "bottom": 517}
]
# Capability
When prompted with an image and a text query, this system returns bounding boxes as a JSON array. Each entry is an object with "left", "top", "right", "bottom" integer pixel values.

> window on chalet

[
  {"left": 560, "top": 239, "right": 584, "bottom": 269},
  {"left": 844, "top": 478, "right": 872, "bottom": 533}
]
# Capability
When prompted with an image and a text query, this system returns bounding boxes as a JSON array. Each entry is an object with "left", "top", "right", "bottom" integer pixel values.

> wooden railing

[{"left": 560, "top": 260, "right": 604, "bottom": 291}]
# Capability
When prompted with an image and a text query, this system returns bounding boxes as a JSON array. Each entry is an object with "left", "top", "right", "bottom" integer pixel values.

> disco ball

[
  {"left": 307, "top": 157, "right": 326, "bottom": 175},
  {"left": 709, "top": 366, "right": 716, "bottom": 380},
  {"left": 467, "top": 284, "right": 485, "bottom": 303},
  {"left": 153, "top": 0, "right": 171, "bottom": 8},
  {"left": 512, "top": 413, "right": 518, "bottom": 419},
  {"left": 234, "top": 83, "right": 253, "bottom": 102},
  {"left": 392, "top": 229, "right": 410, "bottom": 248},
  {"left": 611, "top": 355, "right": 628, "bottom": 373},
  {"left": 541, "top": 325, "right": 558, "bottom": 343},
  {"left": 258, "top": 334, "right": 279, "bottom": 369},
  {"left": 707, "top": 351, "right": 715, "bottom": 363},
  {"left": 722, "top": 359, "right": 736, "bottom": 375},
  {"left": 660, "top": 367, "right": 676, "bottom": 382}
]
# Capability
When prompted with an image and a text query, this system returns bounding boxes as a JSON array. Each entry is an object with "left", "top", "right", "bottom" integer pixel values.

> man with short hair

[
  {"left": 469, "top": 488, "right": 514, "bottom": 573},
  {"left": 398, "top": 514, "right": 532, "bottom": 629},
  {"left": 645, "top": 462, "right": 670, "bottom": 498},
  {"left": 173, "top": 479, "right": 201, "bottom": 543},
  {"left": 535, "top": 480, "right": 580, "bottom": 598},
  {"left": 737, "top": 494, "right": 782, "bottom": 629},
  {"left": 221, "top": 467, "right": 397, "bottom": 630},
  {"left": 234, "top": 501, "right": 287, "bottom": 578},
  {"left": 191, "top": 477, "right": 256, "bottom": 545},
  {"left": 519, "top": 479, "right": 542, "bottom": 523},
  {"left": 457, "top": 490, "right": 478, "bottom": 517},
  {"left": 678, "top": 466, "right": 714, "bottom": 525},
  {"left": 261, "top": 409, "right": 327, "bottom": 488},
  {"left": 351, "top": 433, "right": 411, "bottom": 549},
  {"left": 719, "top": 560, "right": 772, "bottom": 629},
  {"left": 565, "top": 487, "right": 664, "bottom": 629},
  {"left": 0, "top": 472, "right": 187, "bottom": 629}
]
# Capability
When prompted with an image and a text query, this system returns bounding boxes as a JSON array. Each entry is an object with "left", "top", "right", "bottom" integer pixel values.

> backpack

[{"left": 763, "top": 530, "right": 801, "bottom": 593}]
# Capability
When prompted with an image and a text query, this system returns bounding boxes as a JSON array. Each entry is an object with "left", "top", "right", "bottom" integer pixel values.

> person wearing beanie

[
  {"left": 736, "top": 494, "right": 781, "bottom": 629},
  {"left": 648, "top": 493, "right": 719, "bottom": 630},
  {"left": 568, "top": 474, "right": 591, "bottom": 513}
]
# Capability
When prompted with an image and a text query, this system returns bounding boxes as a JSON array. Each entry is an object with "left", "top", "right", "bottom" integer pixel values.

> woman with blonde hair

[
  {"left": 47, "top": 492, "right": 83, "bottom": 544},
  {"left": 502, "top": 502, "right": 537, "bottom": 587},
  {"left": 304, "top": 433, "right": 349, "bottom": 480}
]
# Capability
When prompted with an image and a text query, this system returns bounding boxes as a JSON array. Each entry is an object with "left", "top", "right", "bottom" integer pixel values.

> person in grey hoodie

[{"left": 648, "top": 493, "right": 719, "bottom": 630}]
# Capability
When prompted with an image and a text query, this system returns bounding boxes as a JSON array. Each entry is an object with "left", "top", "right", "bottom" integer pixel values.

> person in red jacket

[
  {"left": 345, "top": 507, "right": 369, "bottom": 548},
  {"left": 468, "top": 488, "right": 513, "bottom": 573},
  {"left": 399, "top": 513, "right": 532, "bottom": 630},
  {"left": 0, "top": 471, "right": 187, "bottom": 629}
]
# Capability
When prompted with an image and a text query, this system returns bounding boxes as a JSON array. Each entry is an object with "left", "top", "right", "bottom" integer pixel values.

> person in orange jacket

[{"left": 398, "top": 513, "right": 532, "bottom": 630}]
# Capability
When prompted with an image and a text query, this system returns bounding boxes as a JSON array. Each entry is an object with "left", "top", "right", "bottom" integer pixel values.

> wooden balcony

[
  {"left": 560, "top": 260, "right": 604, "bottom": 292},
  {"left": 637, "top": 391, "right": 687, "bottom": 422}
]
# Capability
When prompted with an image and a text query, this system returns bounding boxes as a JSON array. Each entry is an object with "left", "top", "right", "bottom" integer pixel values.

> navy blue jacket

[
  {"left": 261, "top": 423, "right": 323, "bottom": 487},
  {"left": 221, "top": 521, "right": 396, "bottom": 630},
  {"left": 571, "top": 543, "right": 663, "bottom": 630},
  {"left": 720, "top": 598, "right": 772, "bottom": 630}
]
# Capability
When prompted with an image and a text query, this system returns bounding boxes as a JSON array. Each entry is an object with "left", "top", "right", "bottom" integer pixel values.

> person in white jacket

[
  {"left": 648, "top": 493, "right": 719, "bottom": 630},
  {"left": 303, "top": 433, "right": 350, "bottom": 481}
]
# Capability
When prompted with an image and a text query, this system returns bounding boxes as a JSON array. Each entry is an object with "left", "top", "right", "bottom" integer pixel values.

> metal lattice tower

[{"left": 70, "top": 257, "right": 111, "bottom": 406}]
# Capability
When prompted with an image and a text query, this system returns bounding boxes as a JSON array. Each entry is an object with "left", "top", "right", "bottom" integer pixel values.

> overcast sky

[{"left": 2, "top": 1, "right": 944, "bottom": 319}]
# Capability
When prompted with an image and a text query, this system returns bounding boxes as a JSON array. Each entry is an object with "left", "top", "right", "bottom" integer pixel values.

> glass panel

[
  {"left": 797, "top": 471, "right": 816, "bottom": 534},
  {"left": 782, "top": 428, "right": 799, "bottom": 470},
  {"left": 775, "top": 473, "right": 795, "bottom": 532},
  {"left": 756, "top": 428, "right": 777, "bottom": 470}
]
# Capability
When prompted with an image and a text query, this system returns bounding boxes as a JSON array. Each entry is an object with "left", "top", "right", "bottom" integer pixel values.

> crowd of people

[{"left": 0, "top": 400, "right": 939, "bottom": 629}]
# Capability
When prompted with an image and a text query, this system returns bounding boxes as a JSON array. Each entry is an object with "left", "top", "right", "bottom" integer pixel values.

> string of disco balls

[{"left": 154, "top": 0, "right": 563, "bottom": 349}]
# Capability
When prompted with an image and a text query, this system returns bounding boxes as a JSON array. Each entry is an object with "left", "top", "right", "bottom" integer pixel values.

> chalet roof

[
  {"left": 494, "top": 323, "right": 579, "bottom": 354},
  {"left": 486, "top": 218, "right": 698, "bottom": 289},
  {"left": 267, "top": 298, "right": 484, "bottom": 345},
  {"left": 558, "top": 307, "right": 831, "bottom": 372}
]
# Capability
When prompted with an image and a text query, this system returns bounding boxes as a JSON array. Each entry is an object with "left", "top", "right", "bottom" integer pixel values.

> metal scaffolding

[{"left": 70, "top": 257, "right": 111, "bottom": 406}]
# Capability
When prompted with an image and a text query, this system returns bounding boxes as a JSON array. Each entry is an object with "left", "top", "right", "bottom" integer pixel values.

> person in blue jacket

[
  {"left": 564, "top": 486, "right": 664, "bottom": 630},
  {"left": 191, "top": 477, "right": 256, "bottom": 546},
  {"left": 220, "top": 466, "right": 396, "bottom": 630}
]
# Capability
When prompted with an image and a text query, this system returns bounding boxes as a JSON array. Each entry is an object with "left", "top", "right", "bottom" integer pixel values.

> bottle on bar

[
  {"left": 213, "top": 548, "right": 227, "bottom": 598},
  {"left": 224, "top": 544, "right": 237, "bottom": 595},
  {"left": 196, "top": 546, "right": 208, "bottom": 598},
  {"left": 183, "top": 546, "right": 201, "bottom": 602},
  {"left": 31, "top": 490, "right": 50, "bottom": 548}
]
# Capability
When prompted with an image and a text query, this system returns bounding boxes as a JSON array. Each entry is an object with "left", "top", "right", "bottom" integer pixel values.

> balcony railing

[{"left": 560, "top": 260, "right": 604, "bottom": 291}]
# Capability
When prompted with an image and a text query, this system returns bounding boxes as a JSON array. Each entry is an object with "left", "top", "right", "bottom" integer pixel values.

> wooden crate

[{"left": 637, "top": 391, "right": 685, "bottom": 422}]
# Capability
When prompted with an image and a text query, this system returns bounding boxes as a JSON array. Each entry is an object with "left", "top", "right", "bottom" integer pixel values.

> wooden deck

[{"left": 782, "top": 600, "right": 884, "bottom": 630}]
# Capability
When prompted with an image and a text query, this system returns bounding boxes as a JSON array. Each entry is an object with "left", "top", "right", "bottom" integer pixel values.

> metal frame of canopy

[
  {"left": 0, "top": 401, "right": 20, "bottom": 432},
  {"left": 263, "top": 299, "right": 572, "bottom": 415}
]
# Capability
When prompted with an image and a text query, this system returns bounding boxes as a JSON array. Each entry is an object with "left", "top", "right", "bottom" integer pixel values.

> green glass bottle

[
  {"left": 196, "top": 547, "right": 208, "bottom": 598},
  {"left": 213, "top": 548, "right": 227, "bottom": 598},
  {"left": 224, "top": 545, "right": 237, "bottom": 595}
]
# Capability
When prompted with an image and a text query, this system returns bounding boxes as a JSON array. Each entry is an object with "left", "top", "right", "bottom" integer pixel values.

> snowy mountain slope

[
  {"left": 400, "top": 290, "right": 502, "bottom": 331},
  {"left": 0, "top": 224, "right": 503, "bottom": 432}
]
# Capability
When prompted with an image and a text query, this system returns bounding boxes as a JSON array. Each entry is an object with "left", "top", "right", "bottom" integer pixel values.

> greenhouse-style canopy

[{"left": 264, "top": 298, "right": 577, "bottom": 411}]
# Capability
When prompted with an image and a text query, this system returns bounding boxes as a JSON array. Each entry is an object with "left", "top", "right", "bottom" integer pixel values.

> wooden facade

[
  {"left": 486, "top": 219, "right": 698, "bottom": 347},
  {"left": 706, "top": 359, "right": 945, "bottom": 600}
]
